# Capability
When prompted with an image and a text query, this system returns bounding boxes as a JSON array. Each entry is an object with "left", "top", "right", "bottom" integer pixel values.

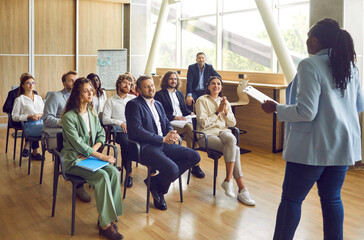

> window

[
  {"left": 222, "top": 9, "right": 271, "bottom": 72},
  {"left": 151, "top": 0, "right": 310, "bottom": 72},
  {"left": 181, "top": 17, "right": 216, "bottom": 67}
]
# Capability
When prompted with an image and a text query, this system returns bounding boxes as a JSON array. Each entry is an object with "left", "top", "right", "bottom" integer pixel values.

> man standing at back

[
  {"left": 185, "top": 52, "right": 220, "bottom": 110},
  {"left": 126, "top": 75, "right": 200, "bottom": 211},
  {"left": 43, "top": 71, "right": 91, "bottom": 203},
  {"left": 155, "top": 71, "right": 205, "bottom": 178}
]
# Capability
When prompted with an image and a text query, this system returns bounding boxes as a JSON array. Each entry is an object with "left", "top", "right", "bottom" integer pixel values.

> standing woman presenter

[{"left": 262, "top": 18, "right": 364, "bottom": 240}]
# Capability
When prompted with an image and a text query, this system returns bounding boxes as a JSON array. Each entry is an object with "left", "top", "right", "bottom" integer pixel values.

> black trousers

[
  {"left": 140, "top": 143, "right": 200, "bottom": 194},
  {"left": 115, "top": 132, "right": 131, "bottom": 172}
]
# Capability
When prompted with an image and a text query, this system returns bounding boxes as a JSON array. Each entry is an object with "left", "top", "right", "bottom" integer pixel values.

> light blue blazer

[{"left": 277, "top": 49, "right": 364, "bottom": 166}]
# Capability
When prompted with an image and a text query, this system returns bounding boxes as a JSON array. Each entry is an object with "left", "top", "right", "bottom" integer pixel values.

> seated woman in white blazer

[
  {"left": 195, "top": 76, "right": 255, "bottom": 206},
  {"left": 262, "top": 18, "right": 364, "bottom": 240},
  {"left": 11, "top": 73, "right": 44, "bottom": 160}
]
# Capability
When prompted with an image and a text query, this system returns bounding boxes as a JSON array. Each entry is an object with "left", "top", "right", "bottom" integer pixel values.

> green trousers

[{"left": 67, "top": 164, "right": 123, "bottom": 227}]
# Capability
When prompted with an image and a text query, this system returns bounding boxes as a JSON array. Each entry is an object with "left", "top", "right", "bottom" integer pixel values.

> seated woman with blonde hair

[
  {"left": 61, "top": 77, "right": 123, "bottom": 240},
  {"left": 195, "top": 76, "right": 255, "bottom": 206}
]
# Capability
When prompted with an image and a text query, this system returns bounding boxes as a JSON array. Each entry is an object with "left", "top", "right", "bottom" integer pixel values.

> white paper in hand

[{"left": 243, "top": 86, "right": 278, "bottom": 104}]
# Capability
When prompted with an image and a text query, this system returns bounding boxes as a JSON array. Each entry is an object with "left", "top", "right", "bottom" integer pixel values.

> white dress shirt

[
  {"left": 168, "top": 90, "right": 183, "bottom": 117},
  {"left": 102, "top": 93, "right": 136, "bottom": 126},
  {"left": 143, "top": 97, "right": 163, "bottom": 136},
  {"left": 12, "top": 94, "right": 44, "bottom": 122}
]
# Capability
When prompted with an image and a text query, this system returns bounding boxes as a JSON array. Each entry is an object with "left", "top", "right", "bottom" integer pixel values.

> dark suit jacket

[
  {"left": 186, "top": 63, "right": 220, "bottom": 98},
  {"left": 125, "top": 95, "right": 173, "bottom": 150},
  {"left": 154, "top": 89, "right": 192, "bottom": 121},
  {"left": 3, "top": 87, "right": 38, "bottom": 113}
]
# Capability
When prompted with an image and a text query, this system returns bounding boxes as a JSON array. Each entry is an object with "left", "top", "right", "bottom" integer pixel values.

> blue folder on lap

[{"left": 75, "top": 156, "right": 109, "bottom": 172}]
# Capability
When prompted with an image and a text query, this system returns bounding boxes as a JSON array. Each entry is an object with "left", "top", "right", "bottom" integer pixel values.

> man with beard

[
  {"left": 125, "top": 75, "right": 200, "bottom": 210},
  {"left": 186, "top": 52, "right": 220, "bottom": 110},
  {"left": 103, "top": 74, "right": 136, "bottom": 187},
  {"left": 43, "top": 70, "right": 91, "bottom": 202},
  {"left": 155, "top": 71, "right": 205, "bottom": 178}
]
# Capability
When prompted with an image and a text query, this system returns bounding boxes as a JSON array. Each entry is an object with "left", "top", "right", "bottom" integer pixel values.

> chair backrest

[
  {"left": 98, "top": 111, "right": 113, "bottom": 146},
  {"left": 56, "top": 132, "right": 64, "bottom": 152},
  {"left": 236, "top": 79, "right": 249, "bottom": 104},
  {"left": 7, "top": 113, "right": 21, "bottom": 129},
  {"left": 54, "top": 132, "right": 74, "bottom": 180},
  {"left": 191, "top": 117, "right": 206, "bottom": 151},
  {"left": 98, "top": 112, "right": 104, "bottom": 126}
]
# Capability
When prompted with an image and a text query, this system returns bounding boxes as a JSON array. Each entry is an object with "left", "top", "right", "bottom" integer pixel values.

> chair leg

[
  {"left": 120, "top": 148, "right": 124, "bottom": 184},
  {"left": 120, "top": 166, "right": 124, "bottom": 184},
  {"left": 122, "top": 159, "right": 131, "bottom": 199},
  {"left": 52, "top": 160, "right": 60, "bottom": 217},
  {"left": 13, "top": 130, "right": 18, "bottom": 160},
  {"left": 5, "top": 126, "right": 10, "bottom": 153},
  {"left": 179, "top": 176, "right": 183, "bottom": 202},
  {"left": 39, "top": 147, "right": 46, "bottom": 184},
  {"left": 213, "top": 157, "right": 219, "bottom": 196},
  {"left": 19, "top": 134, "right": 25, "bottom": 166},
  {"left": 107, "top": 145, "right": 110, "bottom": 155},
  {"left": 71, "top": 183, "right": 77, "bottom": 236},
  {"left": 146, "top": 167, "right": 151, "bottom": 213},
  {"left": 187, "top": 168, "right": 192, "bottom": 185},
  {"left": 28, "top": 140, "right": 32, "bottom": 175}
]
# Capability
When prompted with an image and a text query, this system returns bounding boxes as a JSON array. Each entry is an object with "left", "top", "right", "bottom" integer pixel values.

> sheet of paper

[
  {"left": 243, "top": 86, "right": 278, "bottom": 104},
  {"left": 170, "top": 115, "right": 195, "bottom": 128}
]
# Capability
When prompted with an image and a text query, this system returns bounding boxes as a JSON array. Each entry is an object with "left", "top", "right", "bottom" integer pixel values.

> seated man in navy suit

[
  {"left": 185, "top": 52, "right": 221, "bottom": 109},
  {"left": 155, "top": 71, "right": 205, "bottom": 178},
  {"left": 125, "top": 75, "right": 200, "bottom": 210}
]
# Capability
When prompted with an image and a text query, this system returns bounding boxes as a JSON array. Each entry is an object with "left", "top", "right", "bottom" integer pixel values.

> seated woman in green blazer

[{"left": 61, "top": 77, "right": 123, "bottom": 240}]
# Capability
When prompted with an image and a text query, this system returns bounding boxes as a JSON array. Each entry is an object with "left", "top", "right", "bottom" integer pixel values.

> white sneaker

[
  {"left": 221, "top": 179, "right": 236, "bottom": 198},
  {"left": 237, "top": 188, "right": 255, "bottom": 206}
]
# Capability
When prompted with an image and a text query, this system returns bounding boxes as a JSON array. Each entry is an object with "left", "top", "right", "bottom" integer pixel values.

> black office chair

[
  {"left": 123, "top": 138, "right": 183, "bottom": 213},
  {"left": 187, "top": 118, "right": 240, "bottom": 196},
  {"left": 40, "top": 130, "right": 61, "bottom": 184},
  {"left": 5, "top": 113, "right": 22, "bottom": 160},
  {"left": 19, "top": 121, "right": 43, "bottom": 175},
  {"left": 51, "top": 132, "right": 118, "bottom": 236},
  {"left": 98, "top": 112, "right": 117, "bottom": 154},
  {"left": 98, "top": 112, "right": 138, "bottom": 184}
]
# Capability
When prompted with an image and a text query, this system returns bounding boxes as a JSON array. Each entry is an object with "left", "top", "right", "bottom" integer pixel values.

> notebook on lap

[{"left": 75, "top": 156, "right": 109, "bottom": 172}]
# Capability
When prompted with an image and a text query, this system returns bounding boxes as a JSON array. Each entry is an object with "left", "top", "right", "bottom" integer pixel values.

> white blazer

[{"left": 277, "top": 49, "right": 364, "bottom": 166}]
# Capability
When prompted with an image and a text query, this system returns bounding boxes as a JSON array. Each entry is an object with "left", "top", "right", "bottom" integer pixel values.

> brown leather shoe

[
  {"left": 99, "top": 224, "right": 124, "bottom": 240},
  {"left": 98, "top": 220, "right": 118, "bottom": 231},
  {"left": 76, "top": 187, "right": 91, "bottom": 202}
]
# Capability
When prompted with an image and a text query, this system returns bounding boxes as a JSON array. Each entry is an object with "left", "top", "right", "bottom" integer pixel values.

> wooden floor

[{"left": 0, "top": 127, "right": 363, "bottom": 240}]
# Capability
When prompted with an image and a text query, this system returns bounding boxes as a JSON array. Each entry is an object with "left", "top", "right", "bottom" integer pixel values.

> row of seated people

[{"left": 4, "top": 71, "right": 254, "bottom": 240}]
